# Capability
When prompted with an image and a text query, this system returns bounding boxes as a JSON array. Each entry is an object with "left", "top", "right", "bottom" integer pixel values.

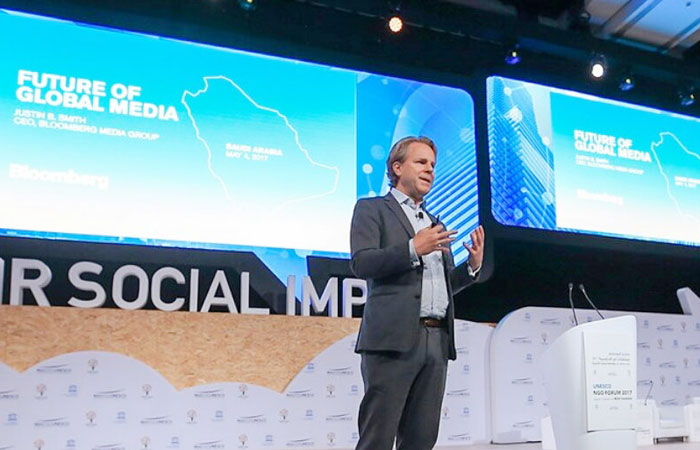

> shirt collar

[{"left": 390, "top": 187, "right": 424, "bottom": 211}]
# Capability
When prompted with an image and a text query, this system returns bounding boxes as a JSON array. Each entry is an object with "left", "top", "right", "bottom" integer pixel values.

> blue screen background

[{"left": 0, "top": 10, "right": 479, "bottom": 284}]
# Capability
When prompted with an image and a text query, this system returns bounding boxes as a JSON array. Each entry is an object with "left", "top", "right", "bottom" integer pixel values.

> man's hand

[
  {"left": 463, "top": 225, "right": 485, "bottom": 270},
  {"left": 414, "top": 225, "right": 457, "bottom": 256}
]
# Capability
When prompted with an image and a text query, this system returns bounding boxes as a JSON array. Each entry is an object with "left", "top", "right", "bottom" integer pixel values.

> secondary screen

[{"left": 488, "top": 75, "right": 700, "bottom": 247}]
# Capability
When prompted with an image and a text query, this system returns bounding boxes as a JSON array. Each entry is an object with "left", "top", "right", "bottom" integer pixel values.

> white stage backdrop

[
  {"left": 0, "top": 320, "right": 492, "bottom": 450},
  {"left": 3, "top": 288, "right": 700, "bottom": 448}
]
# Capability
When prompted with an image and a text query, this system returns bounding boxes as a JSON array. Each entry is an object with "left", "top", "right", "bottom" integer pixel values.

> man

[{"left": 350, "top": 136, "right": 485, "bottom": 450}]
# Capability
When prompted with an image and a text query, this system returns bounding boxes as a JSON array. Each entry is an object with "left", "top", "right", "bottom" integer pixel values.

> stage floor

[
  {"left": 336, "top": 443, "right": 698, "bottom": 450},
  {"left": 320, "top": 443, "right": 696, "bottom": 450},
  {"left": 451, "top": 443, "right": 692, "bottom": 450}
]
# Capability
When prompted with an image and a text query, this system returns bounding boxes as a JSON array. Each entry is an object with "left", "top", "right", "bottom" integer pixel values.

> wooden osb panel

[{"left": 0, "top": 305, "right": 360, "bottom": 391}]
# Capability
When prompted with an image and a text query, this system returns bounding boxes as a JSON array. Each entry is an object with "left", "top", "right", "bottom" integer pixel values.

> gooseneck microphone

[
  {"left": 568, "top": 283, "right": 579, "bottom": 326},
  {"left": 578, "top": 284, "right": 605, "bottom": 320},
  {"left": 644, "top": 380, "right": 654, "bottom": 406}
]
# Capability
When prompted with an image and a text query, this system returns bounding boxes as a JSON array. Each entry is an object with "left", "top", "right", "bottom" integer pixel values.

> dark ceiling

[{"left": 2, "top": 0, "right": 699, "bottom": 114}]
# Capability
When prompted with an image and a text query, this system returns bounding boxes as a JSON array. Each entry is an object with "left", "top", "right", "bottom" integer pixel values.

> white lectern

[{"left": 541, "top": 315, "right": 637, "bottom": 450}]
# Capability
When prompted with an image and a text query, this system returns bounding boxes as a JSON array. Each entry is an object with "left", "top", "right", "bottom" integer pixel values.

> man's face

[{"left": 393, "top": 142, "right": 436, "bottom": 202}]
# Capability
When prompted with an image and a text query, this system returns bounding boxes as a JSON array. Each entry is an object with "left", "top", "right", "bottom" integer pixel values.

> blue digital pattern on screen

[
  {"left": 0, "top": 9, "right": 479, "bottom": 281},
  {"left": 488, "top": 75, "right": 700, "bottom": 247},
  {"left": 357, "top": 75, "right": 478, "bottom": 265},
  {"left": 487, "top": 76, "right": 557, "bottom": 231}
]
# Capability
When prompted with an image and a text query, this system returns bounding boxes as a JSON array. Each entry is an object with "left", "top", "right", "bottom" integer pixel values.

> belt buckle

[{"left": 420, "top": 317, "right": 443, "bottom": 328}]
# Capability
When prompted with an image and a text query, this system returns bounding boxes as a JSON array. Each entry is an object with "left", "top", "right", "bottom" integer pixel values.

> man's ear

[{"left": 392, "top": 161, "right": 402, "bottom": 179}]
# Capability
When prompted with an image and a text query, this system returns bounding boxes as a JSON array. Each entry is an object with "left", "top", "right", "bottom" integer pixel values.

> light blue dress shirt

[{"left": 390, "top": 188, "right": 450, "bottom": 319}]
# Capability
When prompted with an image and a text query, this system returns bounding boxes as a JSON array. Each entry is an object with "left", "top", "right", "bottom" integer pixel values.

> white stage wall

[
  {"left": 0, "top": 320, "right": 492, "bottom": 450},
  {"left": 2, "top": 288, "right": 700, "bottom": 448}
]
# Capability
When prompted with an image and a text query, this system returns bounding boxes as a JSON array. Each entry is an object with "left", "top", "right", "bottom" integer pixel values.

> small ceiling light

[
  {"left": 570, "top": 8, "right": 591, "bottom": 33},
  {"left": 589, "top": 54, "right": 607, "bottom": 79},
  {"left": 237, "top": 0, "right": 257, "bottom": 11},
  {"left": 388, "top": 15, "right": 403, "bottom": 33},
  {"left": 619, "top": 75, "right": 635, "bottom": 91},
  {"left": 679, "top": 86, "right": 696, "bottom": 106},
  {"left": 505, "top": 45, "right": 521, "bottom": 65}
]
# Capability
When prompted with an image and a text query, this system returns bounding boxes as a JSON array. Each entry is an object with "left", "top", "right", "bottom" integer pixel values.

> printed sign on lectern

[{"left": 583, "top": 331, "right": 636, "bottom": 432}]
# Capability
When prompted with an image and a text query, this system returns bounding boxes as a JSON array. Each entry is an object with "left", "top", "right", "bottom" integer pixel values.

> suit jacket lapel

[
  {"left": 384, "top": 193, "right": 415, "bottom": 237},
  {"left": 425, "top": 210, "right": 437, "bottom": 226}
]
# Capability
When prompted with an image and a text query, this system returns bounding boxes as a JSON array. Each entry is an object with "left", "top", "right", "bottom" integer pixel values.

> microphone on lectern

[
  {"left": 644, "top": 380, "right": 654, "bottom": 406},
  {"left": 578, "top": 284, "right": 605, "bottom": 320},
  {"left": 568, "top": 282, "right": 579, "bottom": 326}
]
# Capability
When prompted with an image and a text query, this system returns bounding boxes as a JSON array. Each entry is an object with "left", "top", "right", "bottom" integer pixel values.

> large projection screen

[
  {"left": 0, "top": 10, "right": 478, "bottom": 281},
  {"left": 488, "top": 75, "right": 700, "bottom": 248}
]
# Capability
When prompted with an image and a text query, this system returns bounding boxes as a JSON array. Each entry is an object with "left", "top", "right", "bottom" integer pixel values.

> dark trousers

[{"left": 355, "top": 326, "right": 449, "bottom": 450}]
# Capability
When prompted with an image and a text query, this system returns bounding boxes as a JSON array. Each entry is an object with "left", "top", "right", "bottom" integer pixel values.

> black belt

[{"left": 419, "top": 317, "right": 447, "bottom": 328}]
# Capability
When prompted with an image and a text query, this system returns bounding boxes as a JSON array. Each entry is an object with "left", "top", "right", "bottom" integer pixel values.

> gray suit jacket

[{"left": 349, "top": 193, "right": 477, "bottom": 360}]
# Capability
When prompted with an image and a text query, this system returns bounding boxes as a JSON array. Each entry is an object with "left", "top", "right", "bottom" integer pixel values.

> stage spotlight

[
  {"left": 505, "top": 45, "right": 521, "bottom": 65},
  {"left": 589, "top": 55, "right": 607, "bottom": 79},
  {"left": 618, "top": 75, "right": 635, "bottom": 92},
  {"left": 679, "top": 87, "right": 696, "bottom": 106},
  {"left": 237, "top": 0, "right": 257, "bottom": 11},
  {"left": 388, "top": 15, "right": 403, "bottom": 33}
]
